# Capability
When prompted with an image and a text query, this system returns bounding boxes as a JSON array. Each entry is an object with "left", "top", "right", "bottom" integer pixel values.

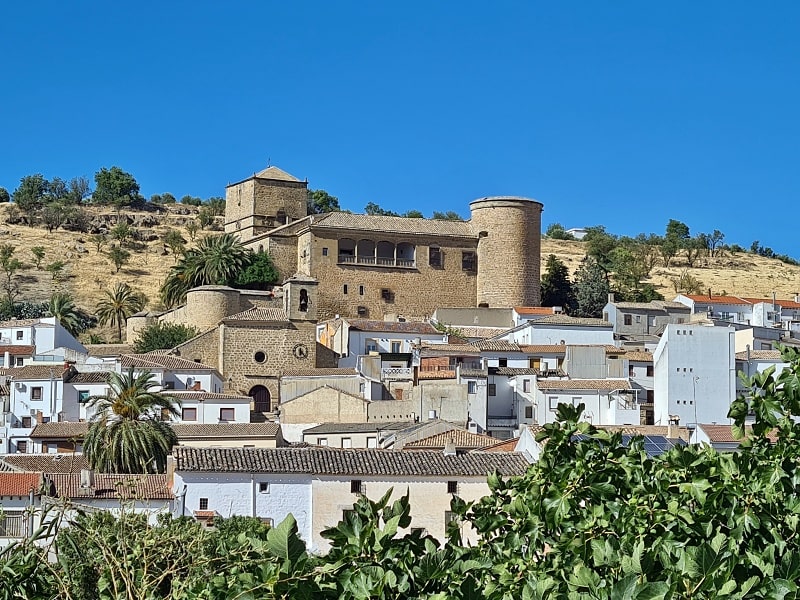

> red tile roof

[
  {"left": 0, "top": 472, "right": 41, "bottom": 496},
  {"left": 514, "top": 306, "right": 559, "bottom": 315},
  {"left": 47, "top": 473, "right": 173, "bottom": 500},
  {"left": 417, "top": 370, "right": 456, "bottom": 380},
  {"left": 0, "top": 345, "right": 34, "bottom": 356},
  {"left": 682, "top": 295, "right": 752, "bottom": 306}
]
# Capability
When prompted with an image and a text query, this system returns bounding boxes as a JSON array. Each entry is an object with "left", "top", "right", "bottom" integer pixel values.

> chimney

[
  {"left": 667, "top": 414, "right": 680, "bottom": 439},
  {"left": 443, "top": 438, "right": 457, "bottom": 456},
  {"left": 607, "top": 293, "right": 615, "bottom": 304},
  {"left": 708, "top": 288, "right": 712, "bottom": 298},
  {"left": 795, "top": 293, "right": 800, "bottom": 303},
  {"left": 166, "top": 455, "right": 175, "bottom": 488}
]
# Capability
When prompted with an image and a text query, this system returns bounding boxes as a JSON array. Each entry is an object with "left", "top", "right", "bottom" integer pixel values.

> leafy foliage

[
  {"left": 545, "top": 222, "right": 576, "bottom": 240},
  {"left": 84, "top": 368, "right": 179, "bottom": 474},
  {"left": 92, "top": 166, "right": 144, "bottom": 211},
  {"left": 540, "top": 254, "right": 575, "bottom": 311},
  {"left": 572, "top": 256, "right": 610, "bottom": 318},
  {"left": 308, "top": 189, "right": 341, "bottom": 214},
  {"left": 233, "top": 251, "right": 280, "bottom": 289},
  {"left": 132, "top": 321, "right": 199, "bottom": 353},
  {"left": 95, "top": 282, "right": 146, "bottom": 342},
  {"left": 49, "top": 292, "right": 95, "bottom": 337}
]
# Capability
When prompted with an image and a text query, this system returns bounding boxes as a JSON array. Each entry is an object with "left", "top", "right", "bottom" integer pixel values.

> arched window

[
  {"left": 397, "top": 242, "right": 416, "bottom": 266},
  {"left": 356, "top": 239, "right": 376, "bottom": 264},
  {"left": 376, "top": 241, "right": 395, "bottom": 266},
  {"left": 338, "top": 238, "right": 356, "bottom": 263}
]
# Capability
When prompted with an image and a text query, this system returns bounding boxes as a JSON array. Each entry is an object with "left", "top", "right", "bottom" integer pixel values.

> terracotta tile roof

[
  {"left": 303, "top": 422, "right": 411, "bottom": 435},
  {"left": 536, "top": 379, "right": 631, "bottom": 391},
  {"left": 456, "top": 327, "right": 509, "bottom": 339},
  {"left": 459, "top": 368, "right": 488, "bottom": 378},
  {"left": 164, "top": 391, "right": 251, "bottom": 402},
  {"left": 623, "top": 351, "right": 654, "bottom": 362},
  {"left": 682, "top": 294, "right": 752, "bottom": 306},
  {"left": 84, "top": 344, "right": 132, "bottom": 357},
  {"left": 612, "top": 301, "right": 690, "bottom": 311},
  {"left": 173, "top": 446, "right": 529, "bottom": 477},
  {"left": 417, "top": 370, "right": 456, "bottom": 380},
  {"left": 121, "top": 354, "right": 216, "bottom": 371},
  {"left": 492, "top": 367, "right": 540, "bottom": 376},
  {"left": 67, "top": 371, "right": 111, "bottom": 384},
  {"left": 477, "top": 438, "right": 520, "bottom": 452},
  {"left": 530, "top": 315, "right": 613, "bottom": 327},
  {"left": 281, "top": 368, "right": 359, "bottom": 377},
  {"left": 255, "top": 166, "right": 300, "bottom": 182},
  {"left": 346, "top": 319, "right": 439, "bottom": 335},
  {"left": 740, "top": 297, "right": 800, "bottom": 309},
  {"left": 697, "top": 424, "right": 778, "bottom": 443},
  {"left": 518, "top": 344, "right": 567, "bottom": 354},
  {"left": 735, "top": 350, "right": 784, "bottom": 361},
  {"left": 403, "top": 430, "right": 496, "bottom": 450},
  {"left": 9, "top": 365, "right": 67, "bottom": 380},
  {"left": 310, "top": 212, "right": 476, "bottom": 238},
  {"left": 474, "top": 340, "right": 522, "bottom": 352},
  {"left": 0, "top": 473, "right": 41, "bottom": 495},
  {"left": 0, "top": 345, "right": 34, "bottom": 356},
  {"left": 419, "top": 344, "right": 480, "bottom": 355},
  {"left": 597, "top": 425, "right": 690, "bottom": 441},
  {"left": 47, "top": 473, "right": 173, "bottom": 500},
  {"left": 172, "top": 423, "right": 281, "bottom": 439},
  {"left": 514, "top": 306, "right": 560, "bottom": 315},
  {"left": 0, "top": 454, "right": 90, "bottom": 473},
  {"left": 30, "top": 422, "right": 90, "bottom": 439},
  {"left": 223, "top": 307, "right": 288, "bottom": 322},
  {"left": 194, "top": 510, "right": 217, "bottom": 518},
  {"left": 0, "top": 384, "right": 8, "bottom": 397}
]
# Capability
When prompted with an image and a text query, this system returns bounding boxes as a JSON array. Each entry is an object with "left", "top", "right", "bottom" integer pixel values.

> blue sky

[{"left": 1, "top": 2, "right": 799, "bottom": 254}]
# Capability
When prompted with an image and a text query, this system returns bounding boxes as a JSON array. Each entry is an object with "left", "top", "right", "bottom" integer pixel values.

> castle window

[
  {"left": 343, "top": 284, "right": 348, "bottom": 295},
  {"left": 322, "top": 247, "right": 328, "bottom": 256},
  {"left": 396, "top": 242, "right": 415, "bottom": 267},
  {"left": 429, "top": 246, "right": 442, "bottom": 267},
  {"left": 359, "top": 285, "right": 365, "bottom": 296},
  {"left": 254, "top": 351, "right": 267, "bottom": 364},
  {"left": 377, "top": 241, "right": 395, "bottom": 266},
  {"left": 381, "top": 288, "right": 394, "bottom": 302},
  {"left": 276, "top": 210, "right": 287, "bottom": 225},
  {"left": 462, "top": 252, "right": 476, "bottom": 272},
  {"left": 338, "top": 239, "right": 356, "bottom": 262},
  {"left": 299, "top": 289, "right": 309, "bottom": 312},
  {"left": 356, "top": 239, "right": 376, "bottom": 264}
]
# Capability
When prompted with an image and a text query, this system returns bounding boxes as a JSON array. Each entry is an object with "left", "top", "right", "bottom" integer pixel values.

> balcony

[
  {"left": 0, "top": 513, "right": 26, "bottom": 538},
  {"left": 381, "top": 367, "right": 413, "bottom": 381},
  {"left": 487, "top": 415, "right": 518, "bottom": 428},
  {"left": 338, "top": 255, "right": 416, "bottom": 269}
]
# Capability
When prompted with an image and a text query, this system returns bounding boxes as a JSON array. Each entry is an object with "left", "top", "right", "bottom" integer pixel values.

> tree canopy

[{"left": 131, "top": 321, "right": 199, "bottom": 353}]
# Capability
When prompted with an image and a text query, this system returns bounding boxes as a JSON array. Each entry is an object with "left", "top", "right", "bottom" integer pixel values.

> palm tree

[
  {"left": 84, "top": 368, "right": 180, "bottom": 474},
  {"left": 48, "top": 292, "right": 83, "bottom": 337},
  {"left": 159, "top": 233, "right": 253, "bottom": 308},
  {"left": 95, "top": 282, "right": 145, "bottom": 342}
]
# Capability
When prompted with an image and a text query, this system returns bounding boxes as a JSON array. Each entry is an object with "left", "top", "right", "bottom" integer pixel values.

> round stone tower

[
  {"left": 469, "top": 196, "right": 544, "bottom": 308},
  {"left": 185, "top": 286, "right": 242, "bottom": 332}
]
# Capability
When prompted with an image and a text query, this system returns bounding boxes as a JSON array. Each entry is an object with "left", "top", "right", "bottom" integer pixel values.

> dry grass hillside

[
  {"left": 541, "top": 238, "right": 800, "bottom": 300},
  {"left": 1, "top": 203, "right": 799, "bottom": 338}
]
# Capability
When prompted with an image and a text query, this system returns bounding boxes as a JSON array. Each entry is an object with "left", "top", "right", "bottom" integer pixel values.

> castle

[{"left": 225, "top": 166, "right": 544, "bottom": 319}]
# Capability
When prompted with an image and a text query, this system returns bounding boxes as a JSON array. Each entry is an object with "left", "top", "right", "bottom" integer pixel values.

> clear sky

[{"left": 1, "top": 2, "right": 799, "bottom": 255}]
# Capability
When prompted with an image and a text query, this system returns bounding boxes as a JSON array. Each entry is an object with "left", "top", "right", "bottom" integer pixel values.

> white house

[
  {"left": 166, "top": 391, "right": 252, "bottom": 424},
  {"left": 0, "top": 472, "right": 41, "bottom": 547},
  {"left": 499, "top": 315, "right": 615, "bottom": 347},
  {"left": 0, "top": 317, "right": 87, "bottom": 356},
  {"left": 653, "top": 324, "right": 736, "bottom": 428},
  {"left": 119, "top": 354, "right": 225, "bottom": 393},
  {"left": 172, "top": 446, "right": 529, "bottom": 552},
  {"left": 532, "top": 379, "right": 636, "bottom": 426},
  {"left": 674, "top": 294, "right": 800, "bottom": 331}
]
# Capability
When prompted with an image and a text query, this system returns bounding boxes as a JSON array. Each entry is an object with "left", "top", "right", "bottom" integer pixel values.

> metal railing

[
  {"left": 381, "top": 367, "right": 413, "bottom": 380},
  {"left": 0, "top": 514, "right": 26, "bottom": 538}
]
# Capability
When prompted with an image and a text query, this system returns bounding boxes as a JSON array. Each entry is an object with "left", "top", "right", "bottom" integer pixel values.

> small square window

[
  {"left": 318, "top": 437, "right": 328, "bottom": 446},
  {"left": 259, "top": 482, "right": 270, "bottom": 494},
  {"left": 429, "top": 246, "right": 442, "bottom": 268},
  {"left": 391, "top": 341, "right": 401, "bottom": 353},
  {"left": 31, "top": 387, "right": 43, "bottom": 400},
  {"left": 447, "top": 481, "right": 458, "bottom": 494},
  {"left": 467, "top": 381, "right": 477, "bottom": 394},
  {"left": 15, "top": 357, "right": 23, "bottom": 366},
  {"left": 445, "top": 510, "right": 458, "bottom": 527},
  {"left": 646, "top": 366, "right": 654, "bottom": 377},
  {"left": 219, "top": 408, "right": 235, "bottom": 422},
  {"left": 366, "top": 436, "right": 377, "bottom": 448},
  {"left": 322, "top": 247, "right": 328, "bottom": 256},
  {"left": 629, "top": 365, "right": 635, "bottom": 377},
  {"left": 525, "top": 406, "right": 533, "bottom": 419},
  {"left": 461, "top": 252, "right": 476, "bottom": 272},
  {"left": 199, "top": 498, "right": 209, "bottom": 510},
  {"left": 341, "top": 437, "right": 352, "bottom": 448},
  {"left": 488, "top": 383, "right": 496, "bottom": 396},
  {"left": 351, "top": 480, "right": 363, "bottom": 494},
  {"left": 523, "top": 379, "right": 531, "bottom": 393},
  {"left": 17, "top": 441, "right": 27, "bottom": 453},
  {"left": 182, "top": 408, "right": 197, "bottom": 421},
  {"left": 624, "top": 314, "right": 632, "bottom": 326},
  {"left": 498, "top": 358, "right": 507, "bottom": 367},
  {"left": 78, "top": 390, "right": 90, "bottom": 403},
  {"left": 22, "top": 417, "right": 32, "bottom": 428},
  {"left": 15, "top": 331, "right": 23, "bottom": 340}
]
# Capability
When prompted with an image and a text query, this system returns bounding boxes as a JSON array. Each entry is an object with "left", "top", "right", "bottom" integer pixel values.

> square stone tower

[{"left": 225, "top": 166, "right": 308, "bottom": 243}]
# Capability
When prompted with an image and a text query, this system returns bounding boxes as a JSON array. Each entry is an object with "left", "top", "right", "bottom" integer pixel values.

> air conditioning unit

[
  {"left": 30, "top": 409, "right": 37, "bottom": 416},
  {"left": 14, "top": 382, "right": 23, "bottom": 391},
  {"left": 186, "top": 377, "right": 194, "bottom": 387}
]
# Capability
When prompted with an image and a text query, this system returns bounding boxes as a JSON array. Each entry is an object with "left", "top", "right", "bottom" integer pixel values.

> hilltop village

[{"left": 0, "top": 165, "right": 798, "bottom": 550}]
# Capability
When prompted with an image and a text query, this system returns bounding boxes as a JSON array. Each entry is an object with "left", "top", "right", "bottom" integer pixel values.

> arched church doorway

[{"left": 249, "top": 385, "right": 271, "bottom": 412}]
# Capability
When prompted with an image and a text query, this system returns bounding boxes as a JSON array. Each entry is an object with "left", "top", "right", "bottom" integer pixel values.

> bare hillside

[
  {"left": 541, "top": 238, "right": 800, "bottom": 300},
  {"left": 2, "top": 205, "right": 798, "bottom": 334}
]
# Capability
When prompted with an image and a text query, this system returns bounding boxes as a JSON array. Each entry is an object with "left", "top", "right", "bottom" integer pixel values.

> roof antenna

[{"left": 267, "top": 157, "right": 271, "bottom": 167}]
